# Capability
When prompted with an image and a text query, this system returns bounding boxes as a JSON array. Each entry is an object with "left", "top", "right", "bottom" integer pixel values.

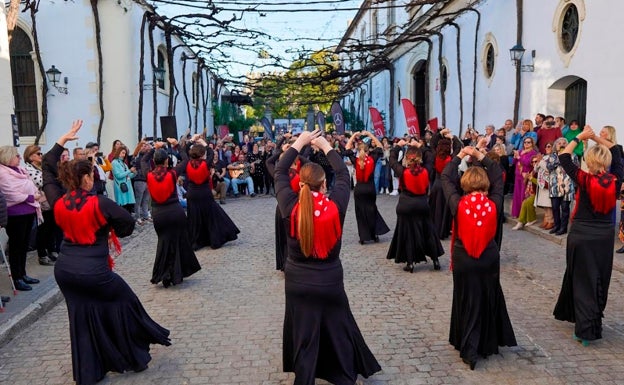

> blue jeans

[
  {"left": 373, "top": 159, "right": 382, "bottom": 193},
  {"left": 231, "top": 176, "right": 255, "bottom": 195}
]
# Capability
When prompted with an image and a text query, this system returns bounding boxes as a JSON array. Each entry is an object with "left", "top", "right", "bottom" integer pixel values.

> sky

[{"left": 150, "top": 0, "right": 362, "bottom": 83}]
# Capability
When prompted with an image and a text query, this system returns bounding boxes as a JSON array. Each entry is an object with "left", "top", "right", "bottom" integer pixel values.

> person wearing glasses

[
  {"left": 23, "top": 145, "right": 56, "bottom": 266},
  {"left": 511, "top": 135, "right": 538, "bottom": 218},
  {"left": 0, "top": 146, "right": 42, "bottom": 291}
]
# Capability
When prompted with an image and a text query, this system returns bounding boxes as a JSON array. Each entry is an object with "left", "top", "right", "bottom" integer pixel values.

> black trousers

[
  {"left": 551, "top": 197, "right": 570, "bottom": 231},
  {"left": 6, "top": 213, "right": 36, "bottom": 279},
  {"left": 36, "top": 210, "right": 56, "bottom": 258}
]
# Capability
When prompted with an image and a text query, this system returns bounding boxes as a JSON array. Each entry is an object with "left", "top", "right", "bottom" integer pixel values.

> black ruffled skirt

[
  {"left": 283, "top": 257, "right": 381, "bottom": 384},
  {"left": 151, "top": 202, "right": 201, "bottom": 287},
  {"left": 553, "top": 220, "right": 614, "bottom": 340},
  {"left": 386, "top": 193, "right": 444, "bottom": 264},
  {"left": 187, "top": 185, "right": 240, "bottom": 249},
  {"left": 353, "top": 181, "right": 390, "bottom": 243},
  {"left": 54, "top": 245, "right": 171, "bottom": 385}
]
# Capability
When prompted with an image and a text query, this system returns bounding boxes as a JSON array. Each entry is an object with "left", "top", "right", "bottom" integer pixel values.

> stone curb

[{"left": 0, "top": 280, "right": 62, "bottom": 347}]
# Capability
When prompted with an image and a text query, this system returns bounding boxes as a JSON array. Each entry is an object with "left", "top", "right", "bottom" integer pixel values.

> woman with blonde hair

[
  {"left": 345, "top": 131, "right": 389, "bottom": 244},
  {"left": 23, "top": 145, "right": 56, "bottom": 266},
  {"left": 0, "top": 146, "right": 42, "bottom": 291},
  {"left": 386, "top": 139, "right": 444, "bottom": 272},
  {"left": 441, "top": 146, "right": 517, "bottom": 370},
  {"left": 276, "top": 129, "right": 380, "bottom": 385},
  {"left": 554, "top": 126, "right": 624, "bottom": 345}
]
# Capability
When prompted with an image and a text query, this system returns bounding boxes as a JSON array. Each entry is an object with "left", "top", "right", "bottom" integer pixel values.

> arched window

[
  {"left": 157, "top": 49, "right": 167, "bottom": 90},
  {"left": 561, "top": 4, "right": 579, "bottom": 53},
  {"left": 10, "top": 27, "right": 39, "bottom": 137},
  {"left": 484, "top": 43, "right": 495, "bottom": 78}
]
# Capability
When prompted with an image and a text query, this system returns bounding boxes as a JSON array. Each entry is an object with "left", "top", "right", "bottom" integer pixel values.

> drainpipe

[{"left": 513, "top": 0, "right": 523, "bottom": 125}]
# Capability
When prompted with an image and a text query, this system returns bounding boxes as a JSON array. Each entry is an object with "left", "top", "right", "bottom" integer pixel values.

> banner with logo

[
  {"left": 368, "top": 107, "right": 385, "bottom": 137},
  {"left": 316, "top": 111, "right": 325, "bottom": 131},
  {"left": 400, "top": 98, "right": 420, "bottom": 138},
  {"left": 330, "top": 101, "right": 345, "bottom": 134},
  {"left": 260, "top": 117, "right": 274, "bottom": 141}
]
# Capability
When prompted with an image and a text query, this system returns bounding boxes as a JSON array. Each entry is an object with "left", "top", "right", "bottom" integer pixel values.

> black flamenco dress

[
  {"left": 441, "top": 160, "right": 516, "bottom": 367},
  {"left": 147, "top": 166, "right": 201, "bottom": 287},
  {"left": 53, "top": 190, "right": 171, "bottom": 385},
  {"left": 429, "top": 155, "right": 453, "bottom": 239},
  {"left": 183, "top": 158, "right": 240, "bottom": 250},
  {"left": 553, "top": 149, "right": 623, "bottom": 341},
  {"left": 348, "top": 148, "right": 390, "bottom": 243},
  {"left": 386, "top": 146, "right": 444, "bottom": 267},
  {"left": 266, "top": 152, "right": 304, "bottom": 271},
  {"left": 275, "top": 147, "right": 381, "bottom": 385}
]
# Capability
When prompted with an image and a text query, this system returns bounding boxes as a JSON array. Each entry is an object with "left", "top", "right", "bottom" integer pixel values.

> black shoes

[
  {"left": 616, "top": 246, "right": 624, "bottom": 254},
  {"left": 1, "top": 296, "right": 10, "bottom": 304},
  {"left": 39, "top": 256, "right": 55, "bottom": 266},
  {"left": 374, "top": 236, "right": 380, "bottom": 243},
  {"left": 22, "top": 275, "right": 40, "bottom": 284},
  {"left": 555, "top": 229, "right": 567, "bottom": 236},
  {"left": 403, "top": 263, "right": 414, "bottom": 273},
  {"left": 462, "top": 357, "right": 477, "bottom": 370},
  {"left": 433, "top": 258, "right": 441, "bottom": 271},
  {"left": 548, "top": 227, "right": 559, "bottom": 234},
  {"left": 250, "top": 193, "right": 256, "bottom": 197},
  {"left": 14, "top": 279, "right": 32, "bottom": 291},
  {"left": 220, "top": 199, "right": 226, "bottom": 204}
]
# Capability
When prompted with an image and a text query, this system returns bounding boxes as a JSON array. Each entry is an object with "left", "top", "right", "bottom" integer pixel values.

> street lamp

[
  {"left": 509, "top": 44, "right": 535, "bottom": 72},
  {"left": 45, "top": 65, "right": 68, "bottom": 94}
]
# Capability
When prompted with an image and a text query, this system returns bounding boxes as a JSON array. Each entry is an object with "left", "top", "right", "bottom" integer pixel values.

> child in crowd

[{"left": 177, "top": 176, "right": 187, "bottom": 209}]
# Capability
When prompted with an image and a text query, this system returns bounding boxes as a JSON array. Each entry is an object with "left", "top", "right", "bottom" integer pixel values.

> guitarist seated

[{"left": 227, "top": 154, "right": 256, "bottom": 198}]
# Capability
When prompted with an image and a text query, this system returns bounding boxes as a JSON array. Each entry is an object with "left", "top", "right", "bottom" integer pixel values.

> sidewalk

[{"left": 0, "top": 223, "right": 152, "bottom": 347}]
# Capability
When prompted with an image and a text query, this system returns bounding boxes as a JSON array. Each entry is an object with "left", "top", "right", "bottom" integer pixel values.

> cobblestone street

[{"left": 2, "top": 193, "right": 624, "bottom": 385}]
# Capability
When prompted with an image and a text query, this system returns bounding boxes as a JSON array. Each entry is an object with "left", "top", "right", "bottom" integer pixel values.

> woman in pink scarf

[{"left": 0, "top": 146, "right": 42, "bottom": 291}]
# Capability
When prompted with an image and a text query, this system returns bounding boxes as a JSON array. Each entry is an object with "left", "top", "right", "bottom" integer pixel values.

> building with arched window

[
  {"left": 0, "top": 1, "right": 219, "bottom": 151},
  {"left": 338, "top": 0, "right": 620, "bottom": 141}
]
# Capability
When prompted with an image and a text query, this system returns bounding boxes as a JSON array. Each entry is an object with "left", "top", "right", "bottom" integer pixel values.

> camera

[{"left": 95, "top": 152, "right": 103, "bottom": 157}]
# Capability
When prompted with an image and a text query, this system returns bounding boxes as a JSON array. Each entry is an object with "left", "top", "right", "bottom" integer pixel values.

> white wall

[{"left": 0, "top": 3, "right": 14, "bottom": 147}]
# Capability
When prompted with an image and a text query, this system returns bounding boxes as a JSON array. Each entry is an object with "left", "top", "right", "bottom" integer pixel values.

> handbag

[{"left": 119, "top": 181, "right": 129, "bottom": 193}]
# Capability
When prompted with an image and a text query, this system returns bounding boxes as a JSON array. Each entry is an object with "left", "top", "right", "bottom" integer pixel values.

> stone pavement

[{"left": 2, "top": 193, "right": 624, "bottom": 385}]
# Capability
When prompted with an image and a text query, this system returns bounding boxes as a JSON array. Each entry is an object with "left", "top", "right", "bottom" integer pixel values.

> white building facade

[
  {"left": 1, "top": 0, "right": 217, "bottom": 153},
  {"left": 339, "top": 0, "right": 621, "bottom": 140}
]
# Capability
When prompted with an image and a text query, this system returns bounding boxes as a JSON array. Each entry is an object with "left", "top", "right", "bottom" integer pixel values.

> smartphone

[{"left": 95, "top": 152, "right": 103, "bottom": 157}]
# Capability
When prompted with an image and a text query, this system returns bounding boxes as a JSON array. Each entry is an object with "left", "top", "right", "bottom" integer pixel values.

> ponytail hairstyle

[
  {"left": 357, "top": 141, "right": 369, "bottom": 169},
  {"left": 403, "top": 146, "right": 423, "bottom": 171},
  {"left": 297, "top": 162, "right": 326, "bottom": 257},
  {"left": 58, "top": 159, "right": 94, "bottom": 191}
]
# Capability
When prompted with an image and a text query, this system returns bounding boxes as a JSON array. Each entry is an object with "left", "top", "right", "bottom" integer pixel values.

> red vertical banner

[
  {"left": 427, "top": 117, "right": 439, "bottom": 133},
  {"left": 400, "top": 98, "right": 420, "bottom": 138},
  {"left": 368, "top": 107, "right": 385, "bottom": 137}
]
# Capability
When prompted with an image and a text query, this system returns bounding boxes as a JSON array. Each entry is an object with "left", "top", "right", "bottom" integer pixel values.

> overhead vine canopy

[{"left": 147, "top": 0, "right": 475, "bottom": 108}]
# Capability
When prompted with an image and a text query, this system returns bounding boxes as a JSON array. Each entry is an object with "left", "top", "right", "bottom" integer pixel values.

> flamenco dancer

[
  {"left": 441, "top": 146, "right": 516, "bottom": 370},
  {"left": 147, "top": 147, "right": 201, "bottom": 287},
  {"left": 265, "top": 135, "right": 307, "bottom": 271},
  {"left": 276, "top": 129, "right": 381, "bottom": 384},
  {"left": 180, "top": 134, "right": 239, "bottom": 250},
  {"left": 345, "top": 131, "right": 390, "bottom": 244},
  {"left": 553, "top": 126, "right": 623, "bottom": 345},
  {"left": 386, "top": 139, "right": 444, "bottom": 272},
  {"left": 54, "top": 159, "right": 170, "bottom": 385}
]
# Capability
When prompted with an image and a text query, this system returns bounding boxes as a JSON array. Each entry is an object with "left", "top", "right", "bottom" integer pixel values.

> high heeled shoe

[
  {"left": 573, "top": 333, "right": 589, "bottom": 347},
  {"left": 616, "top": 246, "right": 624, "bottom": 254},
  {"left": 432, "top": 257, "right": 441, "bottom": 271},
  {"left": 403, "top": 263, "right": 414, "bottom": 273}
]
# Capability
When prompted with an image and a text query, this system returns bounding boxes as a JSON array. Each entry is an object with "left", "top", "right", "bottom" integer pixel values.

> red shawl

[
  {"left": 289, "top": 168, "right": 301, "bottom": 193},
  {"left": 451, "top": 193, "right": 497, "bottom": 266},
  {"left": 578, "top": 170, "right": 616, "bottom": 214},
  {"left": 54, "top": 190, "right": 118, "bottom": 270},
  {"left": 290, "top": 191, "right": 342, "bottom": 259},
  {"left": 186, "top": 160, "right": 212, "bottom": 189},
  {"left": 147, "top": 166, "right": 176, "bottom": 204},
  {"left": 355, "top": 155, "right": 375, "bottom": 183},
  {"left": 434, "top": 155, "right": 451, "bottom": 174},
  {"left": 401, "top": 166, "right": 429, "bottom": 195}
]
